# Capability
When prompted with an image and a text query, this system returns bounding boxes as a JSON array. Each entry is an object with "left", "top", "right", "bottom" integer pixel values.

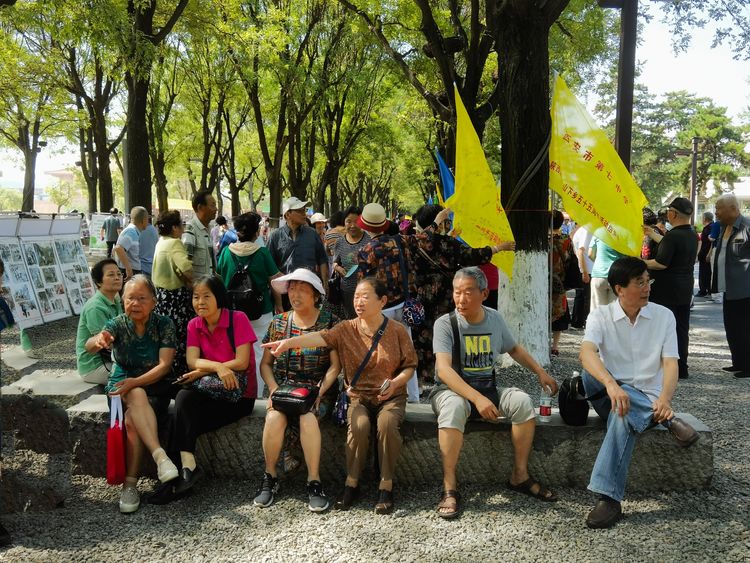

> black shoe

[
  {"left": 665, "top": 417, "right": 699, "bottom": 447},
  {"left": 722, "top": 366, "right": 740, "bottom": 372},
  {"left": 145, "top": 481, "right": 185, "bottom": 505},
  {"left": 734, "top": 371, "right": 750, "bottom": 379},
  {"left": 586, "top": 497, "right": 622, "bottom": 529},
  {"left": 334, "top": 485, "right": 360, "bottom": 510},
  {"left": 374, "top": 488, "right": 394, "bottom": 514},
  {"left": 695, "top": 291, "right": 708, "bottom": 297},
  {"left": 678, "top": 373, "right": 689, "bottom": 380},
  {"left": 175, "top": 466, "right": 203, "bottom": 495}
]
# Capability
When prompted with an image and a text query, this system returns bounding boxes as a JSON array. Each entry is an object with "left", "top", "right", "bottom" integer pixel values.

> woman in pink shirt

[{"left": 171, "top": 275, "right": 257, "bottom": 496}]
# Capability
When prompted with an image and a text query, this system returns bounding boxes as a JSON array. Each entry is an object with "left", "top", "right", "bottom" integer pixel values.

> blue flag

[
  {"left": 435, "top": 149, "right": 455, "bottom": 201},
  {"left": 427, "top": 195, "right": 434, "bottom": 205}
]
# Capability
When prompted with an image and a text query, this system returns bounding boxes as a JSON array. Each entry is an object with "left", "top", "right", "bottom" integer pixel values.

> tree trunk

[
  {"left": 22, "top": 148, "right": 36, "bottom": 212},
  {"left": 93, "top": 117, "right": 114, "bottom": 212},
  {"left": 125, "top": 75, "right": 152, "bottom": 211},
  {"left": 492, "top": 3, "right": 557, "bottom": 366}
]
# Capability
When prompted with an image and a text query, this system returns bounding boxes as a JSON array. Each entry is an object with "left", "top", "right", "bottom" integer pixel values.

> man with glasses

[
  {"left": 267, "top": 197, "right": 329, "bottom": 296},
  {"left": 580, "top": 256, "right": 699, "bottom": 529},
  {"left": 643, "top": 197, "right": 698, "bottom": 379}
]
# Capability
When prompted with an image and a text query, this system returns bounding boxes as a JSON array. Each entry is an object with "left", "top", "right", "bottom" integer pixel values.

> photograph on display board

[
  {"left": 30, "top": 267, "right": 45, "bottom": 289},
  {"left": 0, "top": 238, "right": 43, "bottom": 327},
  {"left": 54, "top": 237, "right": 94, "bottom": 312},
  {"left": 21, "top": 239, "right": 71, "bottom": 321}
]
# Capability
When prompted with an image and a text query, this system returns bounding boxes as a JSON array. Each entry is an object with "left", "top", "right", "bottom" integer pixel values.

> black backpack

[
  {"left": 227, "top": 252, "right": 264, "bottom": 321},
  {"left": 559, "top": 372, "right": 622, "bottom": 426}
]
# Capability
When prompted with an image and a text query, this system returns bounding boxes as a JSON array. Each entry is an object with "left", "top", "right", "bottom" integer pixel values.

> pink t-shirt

[{"left": 186, "top": 308, "right": 258, "bottom": 398}]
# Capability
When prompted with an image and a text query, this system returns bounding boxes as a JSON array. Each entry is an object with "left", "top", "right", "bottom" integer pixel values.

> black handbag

[
  {"left": 449, "top": 311, "right": 499, "bottom": 419},
  {"left": 332, "top": 317, "right": 389, "bottom": 426},
  {"left": 327, "top": 272, "right": 343, "bottom": 306},
  {"left": 558, "top": 373, "right": 621, "bottom": 426},
  {"left": 271, "top": 382, "right": 320, "bottom": 416}
]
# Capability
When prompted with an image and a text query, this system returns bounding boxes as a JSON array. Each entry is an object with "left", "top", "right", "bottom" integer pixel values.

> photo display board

[
  {"left": 53, "top": 236, "right": 95, "bottom": 314},
  {"left": 88, "top": 213, "right": 110, "bottom": 250},
  {"left": 21, "top": 238, "right": 73, "bottom": 322},
  {"left": 0, "top": 236, "right": 44, "bottom": 328}
]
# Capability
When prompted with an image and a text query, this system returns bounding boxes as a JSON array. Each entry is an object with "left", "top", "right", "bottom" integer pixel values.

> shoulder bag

[
  {"left": 190, "top": 311, "right": 249, "bottom": 402},
  {"left": 332, "top": 317, "right": 389, "bottom": 426},
  {"left": 394, "top": 237, "right": 425, "bottom": 327},
  {"left": 558, "top": 373, "right": 622, "bottom": 426},
  {"left": 271, "top": 312, "right": 320, "bottom": 416}
]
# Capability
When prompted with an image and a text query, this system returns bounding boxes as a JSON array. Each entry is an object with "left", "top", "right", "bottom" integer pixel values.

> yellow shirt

[{"left": 152, "top": 236, "right": 193, "bottom": 290}]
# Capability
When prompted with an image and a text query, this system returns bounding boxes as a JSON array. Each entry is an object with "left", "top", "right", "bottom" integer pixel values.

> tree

[{"left": 47, "top": 179, "right": 76, "bottom": 212}]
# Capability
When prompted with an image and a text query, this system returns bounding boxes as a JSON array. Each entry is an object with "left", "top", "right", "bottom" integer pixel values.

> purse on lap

[
  {"left": 332, "top": 317, "right": 389, "bottom": 426},
  {"left": 190, "top": 311, "right": 248, "bottom": 402}
]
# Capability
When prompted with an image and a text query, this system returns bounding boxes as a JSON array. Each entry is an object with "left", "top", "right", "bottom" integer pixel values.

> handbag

[
  {"left": 449, "top": 311, "right": 499, "bottom": 419},
  {"left": 332, "top": 316, "right": 389, "bottom": 426},
  {"left": 394, "top": 237, "right": 425, "bottom": 327},
  {"left": 106, "top": 396, "right": 127, "bottom": 485},
  {"left": 190, "top": 311, "right": 249, "bottom": 402},
  {"left": 271, "top": 382, "right": 320, "bottom": 416},
  {"left": 327, "top": 272, "right": 343, "bottom": 306},
  {"left": 558, "top": 373, "right": 622, "bottom": 426}
]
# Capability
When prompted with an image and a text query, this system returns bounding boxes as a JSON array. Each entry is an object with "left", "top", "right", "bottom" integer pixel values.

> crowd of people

[{"left": 64, "top": 190, "right": 748, "bottom": 529}]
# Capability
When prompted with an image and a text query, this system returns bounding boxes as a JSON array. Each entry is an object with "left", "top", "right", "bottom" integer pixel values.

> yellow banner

[
  {"left": 549, "top": 75, "right": 647, "bottom": 256},
  {"left": 447, "top": 85, "right": 515, "bottom": 279}
]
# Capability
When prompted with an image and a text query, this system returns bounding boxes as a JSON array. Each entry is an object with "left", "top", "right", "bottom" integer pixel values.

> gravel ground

[{"left": 1, "top": 296, "right": 749, "bottom": 562}]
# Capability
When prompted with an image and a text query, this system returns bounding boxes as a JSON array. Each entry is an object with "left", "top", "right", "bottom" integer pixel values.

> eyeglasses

[
  {"left": 125, "top": 295, "right": 153, "bottom": 304},
  {"left": 634, "top": 278, "right": 655, "bottom": 289}
]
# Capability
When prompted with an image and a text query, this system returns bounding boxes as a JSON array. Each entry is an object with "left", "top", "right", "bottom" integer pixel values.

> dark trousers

[
  {"left": 172, "top": 389, "right": 255, "bottom": 454},
  {"left": 724, "top": 296, "right": 750, "bottom": 371},
  {"left": 698, "top": 257, "right": 712, "bottom": 295},
  {"left": 571, "top": 282, "right": 591, "bottom": 328},
  {"left": 106, "top": 241, "right": 115, "bottom": 258},
  {"left": 659, "top": 302, "right": 691, "bottom": 378}
]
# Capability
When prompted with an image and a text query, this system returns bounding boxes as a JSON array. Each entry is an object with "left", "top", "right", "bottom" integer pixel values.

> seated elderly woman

[
  {"left": 263, "top": 276, "right": 417, "bottom": 515},
  {"left": 254, "top": 268, "right": 341, "bottom": 512},
  {"left": 76, "top": 259, "right": 123, "bottom": 384},
  {"left": 168, "top": 275, "right": 258, "bottom": 496},
  {"left": 88, "top": 275, "right": 179, "bottom": 513}
]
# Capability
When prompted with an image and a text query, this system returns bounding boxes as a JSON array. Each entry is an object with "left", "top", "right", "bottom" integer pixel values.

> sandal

[
  {"left": 507, "top": 477, "right": 558, "bottom": 502},
  {"left": 436, "top": 489, "right": 461, "bottom": 519},
  {"left": 374, "top": 488, "right": 394, "bottom": 514}
]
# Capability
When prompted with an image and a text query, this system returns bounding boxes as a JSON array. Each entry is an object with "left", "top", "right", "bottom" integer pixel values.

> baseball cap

[{"left": 282, "top": 197, "right": 310, "bottom": 216}]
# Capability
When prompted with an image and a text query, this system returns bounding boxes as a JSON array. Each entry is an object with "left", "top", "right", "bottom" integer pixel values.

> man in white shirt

[{"left": 579, "top": 256, "right": 699, "bottom": 529}]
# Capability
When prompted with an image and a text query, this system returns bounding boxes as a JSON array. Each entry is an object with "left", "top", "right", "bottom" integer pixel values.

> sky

[{"left": 1, "top": 12, "right": 748, "bottom": 193}]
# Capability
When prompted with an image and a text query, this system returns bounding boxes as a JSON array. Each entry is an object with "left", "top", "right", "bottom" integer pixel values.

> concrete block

[
  {"left": 1, "top": 450, "right": 70, "bottom": 513},
  {"left": 0, "top": 394, "right": 70, "bottom": 454},
  {"left": 3, "top": 369, "right": 100, "bottom": 409},
  {"left": 67, "top": 395, "right": 109, "bottom": 477},
  {"left": 0, "top": 344, "right": 39, "bottom": 371}
]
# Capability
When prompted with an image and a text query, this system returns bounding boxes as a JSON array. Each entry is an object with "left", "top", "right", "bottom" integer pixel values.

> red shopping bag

[{"left": 106, "top": 396, "right": 126, "bottom": 485}]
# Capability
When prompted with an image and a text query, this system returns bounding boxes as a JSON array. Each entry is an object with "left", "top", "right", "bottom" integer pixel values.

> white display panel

[
  {"left": 0, "top": 236, "right": 44, "bottom": 328},
  {"left": 21, "top": 238, "right": 73, "bottom": 322},
  {"left": 53, "top": 236, "right": 95, "bottom": 314}
]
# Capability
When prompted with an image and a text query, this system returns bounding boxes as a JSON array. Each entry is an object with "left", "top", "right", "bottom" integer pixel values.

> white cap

[
  {"left": 282, "top": 197, "right": 310, "bottom": 216},
  {"left": 271, "top": 268, "right": 326, "bottom": 296},
  {"left": 309, "top": 212, "right": 327, "bottom": 224}
]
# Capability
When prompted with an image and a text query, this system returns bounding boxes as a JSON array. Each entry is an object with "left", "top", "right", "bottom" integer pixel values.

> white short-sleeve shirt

[{"left": 583, "top": 300, "right": 678, "bottom": 402}]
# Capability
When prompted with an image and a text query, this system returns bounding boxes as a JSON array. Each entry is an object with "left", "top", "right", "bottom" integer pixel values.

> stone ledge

[
  {"left": 2, "top": 369, "right": 100, "bottom": 409},
  {"left": 66, "top": 396, "right": 713, "bottom": 492}
]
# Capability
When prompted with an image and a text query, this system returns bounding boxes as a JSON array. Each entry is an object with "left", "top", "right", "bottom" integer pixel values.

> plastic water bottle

[{"left": 539, "top": 386, "right": 552, "bottom": 422}]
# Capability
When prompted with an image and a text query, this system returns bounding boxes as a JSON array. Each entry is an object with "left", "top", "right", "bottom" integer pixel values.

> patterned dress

[{"left": 551, "top": 233, "right": 571, "bottom": 330}]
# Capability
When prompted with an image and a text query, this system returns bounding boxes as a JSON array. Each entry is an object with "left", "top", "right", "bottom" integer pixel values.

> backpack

[{"left": 227, "top": 252, "right": 264, "bottom": 321}]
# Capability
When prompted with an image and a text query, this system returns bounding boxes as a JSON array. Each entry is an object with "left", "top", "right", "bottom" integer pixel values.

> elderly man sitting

[{"left": 580, "top": 256, "right": 699, "bottom": 529}]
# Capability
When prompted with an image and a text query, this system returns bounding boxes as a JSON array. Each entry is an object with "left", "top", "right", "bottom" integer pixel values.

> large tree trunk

[
  {"left": 93, "top": 117, "right": 114, "bottom": 212},
  {"left": 125, "top": 75, "right": 152, "bottom": 211},
  {"left": 493, "top": 3, "right": 557, "bottom": 366},
  {"left": 22, "top": 149, "right": 36, "bottom": 212}
]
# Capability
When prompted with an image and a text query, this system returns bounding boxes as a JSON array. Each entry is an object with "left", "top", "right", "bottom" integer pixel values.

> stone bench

[
  {"left": 1, "top": 369, "right": 100, "bottom": 409},
  {"left": 65, "top": 396, "right": 713, "bottom": 492}
]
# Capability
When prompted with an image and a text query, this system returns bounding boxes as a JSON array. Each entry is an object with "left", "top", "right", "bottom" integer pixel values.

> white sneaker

[
  {"left": 157, "top": 458, "right": 179, "bottom": 483},
  {"left": 119, "top": 485, "right": 140, "bottom": 513},
  {"left": 712, "top": 294, "right": 723, "bottom": 304}
]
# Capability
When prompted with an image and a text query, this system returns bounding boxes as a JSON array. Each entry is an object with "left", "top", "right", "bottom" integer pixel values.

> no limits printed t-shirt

[
  {"left": 187, "top": 308, "right": 258, "bottom": 399},
  {"left": 103, "top": 313, "right": 176, "bottom": 394},
  {"left": 432, "top": 307, "right": 516, "bottom": 384},
  {"left": 320, "top": 318, "right": 417, "bottom": 399}
]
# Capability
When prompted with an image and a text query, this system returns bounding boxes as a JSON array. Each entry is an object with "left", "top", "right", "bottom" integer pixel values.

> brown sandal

[
  {"left": 437, "top": 489, "right": 461, "bottom": 519},
  {"left": 507, "top": 477, "right": 558, "bottom": 502},
  {"left": 374, "top": 488, "right": 394, "bottom": 514}
]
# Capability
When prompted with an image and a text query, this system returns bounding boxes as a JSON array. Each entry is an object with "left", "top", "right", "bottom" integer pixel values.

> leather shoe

[
  {"left": 665, "top": 417, "right": 699, "bottom": 447},
  {"left": 334, "top": 485, "right": 360, "bottom": 510},
  {"left": 734, "top": 371, "right": 750, "bottom": 379},
  {"left": 722, "top": 366, "right": 740, "bottom": 372},
  {"left": 586, "top": 498, "right": 622, "bottom": 529},
  {"left": 374, "top": 488, "right": 394, "bottom": 515},
  {"left": 145, "top": 481, "right": 184, "bottom": 505},
  {"left": 175, "top": 466, "right": 203, "bottom": 495}
]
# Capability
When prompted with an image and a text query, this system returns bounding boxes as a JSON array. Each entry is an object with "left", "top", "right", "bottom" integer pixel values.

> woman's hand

[
  {"left": 176, "top": 369, "right": 204, "bottom": 385},
  {"left": 334, "top": 264, "right": 347, "bottom": 277},
  {"left": 377, "top": 383, "right": 397, "bottom": 402},
  {"left": 92, "top": 330, "right": 114, "bottom": 352},
  {"left": 261, "top": 339, "right": 289, "bottom": 357},
  {"left": 109, "top": 377, "right": 138, "bottom": 397},
  {"left": 345, "top": 386, "right": 360, "bottom": 400},
  {"left": 217, "top": 365, "right": 239, "bottom": 390}
]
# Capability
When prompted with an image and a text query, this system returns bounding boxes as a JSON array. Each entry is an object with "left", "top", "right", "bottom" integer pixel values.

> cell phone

[
  {"left": 173, "top": 376, "right": 187, "bottom": 385},
  {"left": 379, "top": 380, "right": 391, "bottom": 394}
]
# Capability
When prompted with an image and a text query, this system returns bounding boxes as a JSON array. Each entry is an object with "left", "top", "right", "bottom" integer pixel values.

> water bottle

[{"left": 539, "top": 386, "right": 552, "bottom": 422}]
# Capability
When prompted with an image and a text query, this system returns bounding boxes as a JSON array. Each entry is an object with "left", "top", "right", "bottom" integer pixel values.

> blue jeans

[{"left": 582, "top": 370, "right": 656, "bottom": 502}]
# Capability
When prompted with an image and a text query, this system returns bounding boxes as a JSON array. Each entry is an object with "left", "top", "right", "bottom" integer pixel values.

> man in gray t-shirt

[{"left": 431, "top": 267, "right": 559, "bottom": 519}]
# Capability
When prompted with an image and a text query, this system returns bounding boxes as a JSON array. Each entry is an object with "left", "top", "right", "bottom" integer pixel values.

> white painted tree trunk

[{"left": 496, "top": 250, "right": 550, "bottom": 368}]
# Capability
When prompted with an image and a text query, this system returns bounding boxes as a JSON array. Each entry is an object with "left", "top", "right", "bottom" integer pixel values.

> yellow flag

[
  {"left": 549, "top": 75, "right": 647, "bottom": 256},
  {"left": 447, "top": 85, "right": 515, "bottom": 279}
]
